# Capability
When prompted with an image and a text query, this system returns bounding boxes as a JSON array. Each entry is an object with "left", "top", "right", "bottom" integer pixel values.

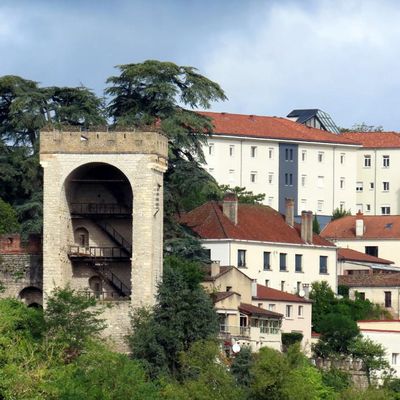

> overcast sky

[{"left": 1, "top": 0, "right": 400, "bottom": 130}]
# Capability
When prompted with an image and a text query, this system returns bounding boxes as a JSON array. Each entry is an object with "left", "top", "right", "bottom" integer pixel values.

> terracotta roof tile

[
  {"left": 322, "top": 215, "right": 400, "bottom": 240},
  {"left": 254, "top": 284, "right": 312, "bottom": 303},
  {"left": 211, "top": 291, "right": 238, "bottom": 303},
  {"left": 340, "top": 132, "right": 400, "bottom": 148},
  {"left": 337, "top": 248, "right": 393, "bottom": 265},
  {"left": 239, "top": 302, "right": 283, "bottom": 318},
  {"left": 339, "top": 273, "right": 400, "bottom": 288},
  {"left": 199, "top": 111, "right": 359, "bottom": 145},
  {"left": 180, "top": 201, "right": 335, "bottom": 247}
]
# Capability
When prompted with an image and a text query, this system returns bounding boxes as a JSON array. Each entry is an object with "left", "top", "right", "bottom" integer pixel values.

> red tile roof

[
  {"left": 180, "top": 201, "right": 335, "bottom": 247},
  {"left": 199, "top": 111, "right": 359, "bottom": 145},
  {"left": 322, "top": 215, "right": 400, "bottom": 240},
  {"left": 239, "top": 302, "right": 283, "bottom": 318},
  {"left": 339, "top": 273, "right": 400, "bottom": 288},
  {"left": 337, "top": 248, "right": 393, "bottom": 265},
  {"left": 254, "top": 284, "right": 312, "bottom": 303},
  {"left": 340, "top": 132, "right": 400, "bottom": 148}
]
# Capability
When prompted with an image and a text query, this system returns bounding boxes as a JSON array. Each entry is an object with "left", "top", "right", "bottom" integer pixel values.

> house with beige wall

[
  {"left": 322, "top": 213, "right": 400, "bottom": 266},
  {"left": 201, "top": 111, "right": 360, "bottom": 222},
  {"left": 181, "top": 196, "right": 338, "bottom": 294}
]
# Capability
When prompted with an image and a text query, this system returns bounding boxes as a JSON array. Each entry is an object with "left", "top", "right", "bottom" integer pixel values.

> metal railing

[
  {"left": 78, "top": 290, "right": 130, "bottom": 301},
  {"left": 68, "top": 245, "right": 128, "bottom": 259},
  {"left": 219, "top": 325, "right": 250, "bottom": 337},
  {"left": 260, "top": 326, "right": 280, "bottom": 335},
  {"left": 96, "top": 266, "right": 131, "bottom": 297},
  {"left": 70, "top": 203, "right": 132, "bottom": 215},
  {"left": 95, "top": 221, "right": 132, "bottom": 255}
]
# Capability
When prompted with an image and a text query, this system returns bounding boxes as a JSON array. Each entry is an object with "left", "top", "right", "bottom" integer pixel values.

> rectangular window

[
  {"left": 383, "top": 155, "right": 390, "bottom": 168},
  {"left": 286, "top": 305, "right": 292, "bottom": 318},
  {"left": 340, "top": 177, "right": 345, "bottom": 189},
  {"left": 263, "top": 252, "right": 271, "bottom": 270},
  {"left": 208, "top": 144, "right": 214, "bottom": 155},
  {"left": 301, "top": 150, "right": 306, "bottom": 161},
  {"left": 370, "top": 182, "right": 374, "bottom": 190},
  {"left": 301, "top": 175, "right": 306, "bottom": 187},
  {"left": 358, "top": 292, "right": 365, "bottom": 301},
  {"left": 297, "top": 281, "right": 301, "bottom": 293},
  {"left": 228, "top": 169, "right": 235, "bottom": 183},
  {"left": 364, "top": 155, "right": 371, "bottom": 167},
  {"left": 268, "top": 196, "right": 273, "bottom": 206},
  {"left": 356, "top": 204, "right": 363, "bottom": 213},
  {"left": 285, "top": 173, "right": 293, "bottom": 186},
  {"left": 285, "top": 148, "right": 294, "bottom": 161},
  {"left": 385, "top": 291, "right": 392, "bottom": 308},
  {"left": 318, "top": 152, "right": 324, "bottom": 162},
  {"left": 392, "top": 353, "right": 399, "bottom": 365},
  {"left": 281, "top": 281, "right": 285, "bottom": 291},
  {"left": 269, "top": 303, "right": 275, "bottom": 311},
  {"left": 356, "top": 182, "right": 364, "bottom": 192},
  {"left": 268, "top": 172, "right": 273, "bottom": 184},
  {"left": 340, "top": 153, "right": 345, "bottom": 164},
  {"left": 319, "top": 256, "right": 328, "bottom": 274},
  {"left": 298, "top": 305, "right": 304, "bottom": 317},
  {"left": 365, "top": 246, "right": 378, "bottom": 257},
  {"left": 251, "top": 146, "right": 257, "bottom": 158},
  {"left": 300, "top": 199, "right": 307, "bottom": 210},
  {"left": 366, "top": 204, "right": 371, "bottom": 212},
  {"left": 381, "top": 206, "right": 391, "bottom": 215},
  {"left": 250, "top": 171, "right": 257, "bottom": 183},
  {"left": 295, "top": 254, "right": 302, "bottom": 272},
  {"left": 265, "top": 279, "right": 269, "bottom": 287},
  {"left": 340, "top": 201, "right": 345, "bottom": 210},
  {"left": 317, "top": 200, "right": 324, "bottom": 212},
  {"left": 280, "top": 253, "right": 287, "bottom": 271},
  {"left": 229, "top": 145, "right": 234, "bottom": 156},
  {"left": 238, "top": 249, "right": 246, "bottom": 267},
  {"left": 317, "top": 176, "right": 324, "bottom": 188},
  {"left": 268, "top": 148, "right": 274, "bottom": 159},
  {"left": 383, "top": 182, "right": 390, "bottom": 192}
]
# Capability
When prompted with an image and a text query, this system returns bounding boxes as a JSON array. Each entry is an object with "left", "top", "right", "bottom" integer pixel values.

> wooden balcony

[
  {"left": 68, "top": 245, "right": 130, "bottom": 261},
  {"left": 70, "top": 202, "right": 132, "bottom": 217}
]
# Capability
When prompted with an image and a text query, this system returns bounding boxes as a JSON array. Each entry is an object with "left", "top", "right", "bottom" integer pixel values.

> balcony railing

[
  {"left": 219, "top": 325, "right": 250, "bottom": 337},
  {"left": 78, "top": 290, "right": 130, "bottom": 301},
  {"left": 70, "top": 203, "right": 132, "bottom": 215},
  {"left": 68, "top": 245, "right": 129, "bottom": 259},
  {"left": 260, "top": 326, "right": 280, "bottom": 335}
]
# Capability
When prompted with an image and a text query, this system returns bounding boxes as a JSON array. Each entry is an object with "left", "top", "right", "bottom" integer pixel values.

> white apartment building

[
  {"left": 340, "top": 132, "right": 400, "bottom": 215},
  {"left": 180, "top": 196, "right": 338, "bottom": 293},
  {"left": 201, "top": 112, "right": 360, "bottom": 222}
]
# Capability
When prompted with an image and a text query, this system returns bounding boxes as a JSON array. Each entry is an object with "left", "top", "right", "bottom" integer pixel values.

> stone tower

[{"left": 40, "top": 129, "right": 168, "bottom": 346}]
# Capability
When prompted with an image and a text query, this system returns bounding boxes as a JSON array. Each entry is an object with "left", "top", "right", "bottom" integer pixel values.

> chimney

[
  {"left": 356, "top": 211, "right": 364, "bottom": 237},
  {"left": 285, "top": 198, "right": 295, "bottom": 227},
  {"left": 211, "top": 260, "right": 221, "bottom": 277},
  {"left": 223, "top": 193, "right": 238, "bottom": 224},
  {"left": 301, "top": 211, "right": 313, "bottom": 243},
  {"left": 251, "top": 279, "right": 257, "bottom": 298}
]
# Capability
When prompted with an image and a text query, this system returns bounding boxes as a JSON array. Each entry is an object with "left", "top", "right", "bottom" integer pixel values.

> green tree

[
  {"left": 313, "top": 214, "right": 320, "bottom": 234},
  {"left": 129, "top": 256, "right": 219, "bottom": 377},
  {"left": 45, "top": 287, "right": 106, "bottom": 357},
  {"left": 349, "top": 337, "right": 392, "bottom": 386},
  {"left": 231, "top": 346, "right": 253, "bottom": 388},
  {"left": 309, "top": 281, "right": 337, "bottom": 333},
  {"left": 331, "top": 207, "right": 352, "bottom": 221},
  {"left": 340, "top": 123, "right": 384, "bottom": 133},
  {"left": 218, "top": 185, "right": 266, "bottom": 204},
  {"left": 0, "top": 197, "right": 20, "bottom": 234}
]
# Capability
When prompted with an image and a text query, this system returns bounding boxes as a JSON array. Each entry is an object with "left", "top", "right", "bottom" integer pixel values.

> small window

[
  {"left": 383, "top": 155, "right": 390, "bottom": 168},
  {"left": 298, "top": 305, "right": 304, "bottom": 317},
  {"left": 319, "top": 256, "right": 328, "bottom": 274},
  {"left": 392, "top": 353, "right": 399, "bottom": 365},
  {"left": 370, "top": 182, "right": 374, "bottom": 190},
  {"left": 340, "top": 177, "right": 345, "bottom": 189},
  {"left": 285, "top": 148, "right": 293, "bottom": 161},
  {"left": 268, "top": 196, "right": 273, "bottom": 206},
  {"left": 318, "top": 152, "right": 324, "bottom": 162},
  {"left": 365, "top": 246, "right": 378, "bottom": 257},
  {"left": 340, "top": 201, "right": 345, "bottom": 210},
  {"left": 340, "top": 153, "right": 345, "bottom": 164},
  {"left": 208, "top": 144, "right": 214, "bottom": 155},
  {"left": 295, "top": 254, "right": 302, "bottom": 272},
  {"left": 385, "top": 291, "right": 392, "bottom": 308},
  {"left": 238, "top": 249, "right": 246, "bottom": 267},
  {"left": 366, "top": 204, "right": 371, "bottom": 212},
  {"left": 265, "top": 279, "right": 269, "bottom": 287},
  {"left": 296, "top": 281, "right": 301, "bottom": 293},
  {"left": 317, "top": 176, "right": 324, "bottom": 188},
  {"left": 300, "top": 199, "right": 307, "bottom": 210},
  {"left": 301, "top": 175, "right": 306, "bottom": 187},
  {"left": 301, "top": 150, "right": 306, "bottom": 161},
  {"left": 286, "top": 305, "right": 292, "bottom": 318},
  {"left": 269, "top": 303, "right": 275, "bottom": 311},
  {"left": 251, "top": 146, "right": 257, "bottom": 158},
  {"left": 381, "top": 206, "right": 391, "bottom": 215},
  {"left": 383, "top": 182, "right": 390, "bottom": 192},
  {"left": 229, "top": 145, "right": 234, "bottom": 156},
  {"left": 209, "top": 167, "right": 214, "bottom": 173},
  {"left": 317, "top": 200, "right": 324, "bottom": 212},
  {"left": 226, "top": 286, "right": 232, "bottom": 292},
  {"left": 357, "top": 292, "right": 365, "bottom": 301},
  {"left": 268, "top": 148, "right": 274, "bottom": 159},
  {"left": 250, "top": 171, "right": 257, "bottom": 183},
  {"left": 228, "top": 169, "right": 235, "bottom": 183},
  {"left": 285, "top": 173, "right": 293, "bottom": 186},
  {"left": 263, "top": 252, "right": 271, "bottom": 270},
  {"left": 268, "top": 173, "right": 274, "bottom": 184},
  {"left": 281, "top": 281, "right": 285, "bottom": 291},
  {"left": 356, "top": 182, "right": 364, "bottom": 192},
  {"left": 280, "top": 253, "right": 287, "bottom": 271},
  {"left": 364, "top": 155, "right": 371, "bottom": 167}
]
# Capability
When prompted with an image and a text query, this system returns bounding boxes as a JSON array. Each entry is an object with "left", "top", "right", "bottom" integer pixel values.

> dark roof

[
  {"left": 286, "top": 109, "right": 340, "bottom": 133},
  {"left": 338, "top": 248, "right": 394, "bottom": 265},
  {"left": 339, "top": 273, "right": 400, "bottom": 288},
  {"left": 199, "top": 111, "right": 357, "bottom": 145},
  {"left": 180, "top": 201, "right": 335, "bottom": 247},
  {"left": 239, "top": 303, "right": 283, "bottom": 318},
  {"left": 211, "top": 291, "right": 239, "bottom": 303},
  {"left": 254, "top": 284, "right": 312, "bottom": 303},
  {"left": 287, "top": 109, "right": 320, "bottom": 123},
  {"left": 203, "top": 266, "right": 234, "bottom": 281},
  {"left": 322, "top": 215, "right": 400, "bottom": 240}
]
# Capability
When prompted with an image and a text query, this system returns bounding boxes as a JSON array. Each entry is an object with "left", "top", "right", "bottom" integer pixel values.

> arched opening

[
  {"left": 19, "top": 286, "right": 43, "bottom": 307},
  {"left": 64, "top": 162, "right": 133, "bottom": 300}
]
